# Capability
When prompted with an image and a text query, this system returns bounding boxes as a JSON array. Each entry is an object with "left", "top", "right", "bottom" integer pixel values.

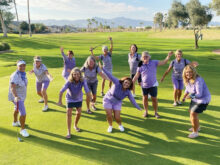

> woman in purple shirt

[
  {"left": 91, "top": 37, "right": 113, "bottom": 96},
  {"left": 133, "top": 51, "right": 173, "bottom": 118},
  {"left": 100, "top": 63, "right": 141, "bottom": 133},
  {"left": 81, "top": 56, "right": 107, "bottom": 113},
  {"left": 128, "top": 44, "right": 142, "bottom": 97},
  {"left": 60, "top": 47, "right": 76, "bottom": 80},
  {"left": 182, "top": 65, "right": 211, "bottom": 138},
  {"left": 161, "top": 50, "right": 198, "bottom": 106},
  {"left": 58, "top": 68, "right": 91, "bottom": 139}
]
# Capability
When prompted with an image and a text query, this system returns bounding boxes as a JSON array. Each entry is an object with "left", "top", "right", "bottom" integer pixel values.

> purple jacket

[
  {"left": 185, "top": 76, "right": 211, "bottom": 104},
  {"left": 102, "top": 68, "right": 140, "bottom": 110},
  {"left": 61, "top": 52, "right": 76, "bottom": 79},
  {"left": 60, "top": 79, "right": 90, "bottom": 103}
]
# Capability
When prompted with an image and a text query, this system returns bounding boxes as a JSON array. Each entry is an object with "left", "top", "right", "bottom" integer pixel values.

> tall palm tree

[
  {"left": 0, "top": 0, "right": 10, "bottom": 37},
  {"left": 13, "top": 0, "right": 22, "bottom": 37},
  {"left": 27, "top": 0, "right": 32, "bottom": 37}
]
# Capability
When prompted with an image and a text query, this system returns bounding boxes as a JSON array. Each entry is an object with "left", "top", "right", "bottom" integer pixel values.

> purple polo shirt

[
  {"left": 170, "top": 58, "right": 190, "bottom": 80},
  {"left": 102, "top": 68, "right": 140, "bottom": 110},
  {"left": 60, "top": 80, "right": 90, "bottom": 103},
  {"left": 98, "top": 52, "right": 112, "bottom": 71},
  {"left": 137, "top": 60, "right": 159, "bottom": 88},
  {"left": 185, "top": 77, "right": 211, "bottom": 104},
  {"left": 61, "top": 52, "right": 76, "bottom": 78},
  {"left": 128, "top": 53, "right": 141, "bottom": 75},
  {"left": 80, "top": 66, "right": 101, "bottom": 83}
]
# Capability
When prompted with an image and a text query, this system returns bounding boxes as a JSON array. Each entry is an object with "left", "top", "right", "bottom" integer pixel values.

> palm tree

[
  {"left": 87, "top": 18, "right": 92, "bottom": 32},
  {"left": 13, "top": 0, "right": 22, "bottom": 37},
  {"left": 0, "top": 0, "right": 10, "bottom": 37},
  {"left": 27, "top": 0, "right": 32, "bottom": 37}
]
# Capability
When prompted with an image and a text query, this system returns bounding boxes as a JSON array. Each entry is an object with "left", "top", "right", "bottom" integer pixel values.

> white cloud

[{"left": 15, "top": 0, "right": 149, "bottom": 20}]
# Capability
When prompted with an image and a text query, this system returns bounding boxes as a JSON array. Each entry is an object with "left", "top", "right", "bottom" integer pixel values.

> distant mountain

[
  {"left": 31, "top": 17, "right": 154, "bottom": 28},
  {"left": 30, "top": 17, "right": 220, "bottom": 28}
]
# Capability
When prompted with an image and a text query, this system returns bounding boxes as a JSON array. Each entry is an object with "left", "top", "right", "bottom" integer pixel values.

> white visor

[{"left": 17, "top": 60, "right": 26, "bottom": 66}]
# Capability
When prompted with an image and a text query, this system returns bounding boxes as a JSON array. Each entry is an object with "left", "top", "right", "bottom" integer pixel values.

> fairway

[{"left": 0, "top": 31, "right": 220, "bottom": 165}]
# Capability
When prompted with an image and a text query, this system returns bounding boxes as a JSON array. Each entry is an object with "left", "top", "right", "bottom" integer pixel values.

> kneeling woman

[
  {"left": 58, "top": 68, "right": 91, "bottom": 139},
  {"left": 100, "top": 63, "right": 141, "bottom": 133},
  {"left": 182, "top": 65, "right": 211, "bottom": 138}
]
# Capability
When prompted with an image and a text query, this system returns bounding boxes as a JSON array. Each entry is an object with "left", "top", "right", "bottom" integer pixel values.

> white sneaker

[
  {"left": 173, "top": 102, "right": 178, "bottom": 106},
  {"left": 107, "top": 126, "right": 113, "bottom": 133},
  {"left": 189, "top": 127, "right": 201, "bottom": 132},
  {"left": 42, "top": 105, "right": 49, "bottom": 112},
  {"left": 20, "top": 129, "right": 29, "bottom": 137},
  {"left": 177, "top": 101, "right": 182, "bottom": 105},
  {"left": 132, "top": 94, "right": 136, "bottom": 97},
  {"left": 12, "top": 121, "right": 21, "bottom": 127},
  {"left": 119, "top": 125, "right": 125, "bottom": 132},
  {"left": 188, "top": 132, "right": 199, "bottom": 138},
  {"left": 38, "top": 98, "right": 44, "bottom": 103}
]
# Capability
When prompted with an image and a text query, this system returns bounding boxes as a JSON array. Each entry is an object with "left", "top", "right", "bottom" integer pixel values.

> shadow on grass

[{"left": 0, "top": 124, "right": 219, "bottom": 165}]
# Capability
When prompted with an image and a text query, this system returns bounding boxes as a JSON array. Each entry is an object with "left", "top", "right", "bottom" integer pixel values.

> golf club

[
  {"left": 90, "top": 40, "right": 109, "bottom": 51},
  {"left": 16, "top": 102, "right": 22, "bottom": 142}
]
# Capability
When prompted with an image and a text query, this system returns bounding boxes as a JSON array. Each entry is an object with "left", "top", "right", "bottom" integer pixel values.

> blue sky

[{"left": 14, "top": 0, "right": 220, "bottom": 21}]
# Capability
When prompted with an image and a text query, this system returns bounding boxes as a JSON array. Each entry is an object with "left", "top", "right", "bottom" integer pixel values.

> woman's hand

[{"left": 60, "top": 47, "right": 64, "bottom": 52}]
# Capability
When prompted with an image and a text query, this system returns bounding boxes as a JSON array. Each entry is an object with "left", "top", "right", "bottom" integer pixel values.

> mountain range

[{"left": 31, "top": 17, "right": 220, "bottom": 28}]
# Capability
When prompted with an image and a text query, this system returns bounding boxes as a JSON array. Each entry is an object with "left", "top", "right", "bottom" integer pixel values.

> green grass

[{"left": 0, "top": 31, "right": 220, "bottom": 165}]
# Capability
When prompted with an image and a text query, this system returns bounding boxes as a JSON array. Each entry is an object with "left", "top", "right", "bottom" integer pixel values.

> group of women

[{"left": 8, "top": 37, "right": 211, "bottom": 139}]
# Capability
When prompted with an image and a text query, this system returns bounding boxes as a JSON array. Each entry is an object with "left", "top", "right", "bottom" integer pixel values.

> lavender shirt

[
  {"left": 185, "top": 77, "right": 211, "bottom": 104},
  {"left": 170, "top": 58, "right": 190, "bottom": 80},
  {"left": 8, "top": 71, "right": 28, "bottom": 102},
  {"left": 137, "top": 60, "right": 159, "bottom": 88},
  {"left": 60, "top": 79, "right": 90, "bottom": 103},
  {"left": 80, "top": 66, "right": 101, "bottom": 83},
  {"left": 33, "top": 64, "right": 50, "bottom": 82},
  {"left": 102, "top": 68, "right": 140, "bottom": 110},
  {"left": 128, "top": 53, "right": 141, "bottom": 75},
  {"left": 98, "top": 53, "right": 112, "bottom": 71},
  {"left": 61, "top": 52, "right": 76, "bottom": 78}
]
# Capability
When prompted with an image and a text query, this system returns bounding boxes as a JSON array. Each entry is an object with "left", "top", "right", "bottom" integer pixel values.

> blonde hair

[
  {"left": 83, "top": 56, "right": 97, "bottom": 69},
  {"left": 182, "top": 65, "right": 199, "bottom": 86},
  {"left": 68, "top": 67, "right": 84, "bottom": 83},
  {"left": 141, "top": 51, "right": 151, "bottom": 61},
  {"left": 175, "top": 49, "right": 183, "bottom": 57}
]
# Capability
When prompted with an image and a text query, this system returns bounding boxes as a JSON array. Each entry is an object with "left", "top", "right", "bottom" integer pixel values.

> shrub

[{"left": 0, "top": 42, "right": 10, "bottom": 51}]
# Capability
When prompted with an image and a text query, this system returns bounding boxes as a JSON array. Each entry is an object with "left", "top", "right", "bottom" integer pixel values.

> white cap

[
  {"left": 102, "top": 46, "right": 108, "bottom": 51},
  {"left": 17, "top": 60, "right": 26, "bottom": 66}
]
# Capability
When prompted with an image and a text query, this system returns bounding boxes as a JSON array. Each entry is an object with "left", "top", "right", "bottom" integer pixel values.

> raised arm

[
  {"left": 102, "top": 68, "right": 119, "bottom": 84},
  {"left": 128, "top": 91, "right": 141, "bottom": 110},
  {"left": 189, "top": 61, "right": 199, "bottom": 68},
  {"left": 158, "top": 51, "right": 173, "bottom": 66},
  {"left": 109, "top": 37, "right": 113, "bottom": 53},
  {"left": 98, "top": 71, "right": 109, "bottom": 80},
  {"left": 160, "top": 65, "right": 172, "bottom": 82},
  {"left": 60, "top": 47, "right": 67, "bottom": 60}
]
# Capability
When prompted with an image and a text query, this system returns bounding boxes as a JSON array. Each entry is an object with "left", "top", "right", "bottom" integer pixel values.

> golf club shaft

[{"left": 92, "top": 40, "right": 109, "bottom": 50}]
